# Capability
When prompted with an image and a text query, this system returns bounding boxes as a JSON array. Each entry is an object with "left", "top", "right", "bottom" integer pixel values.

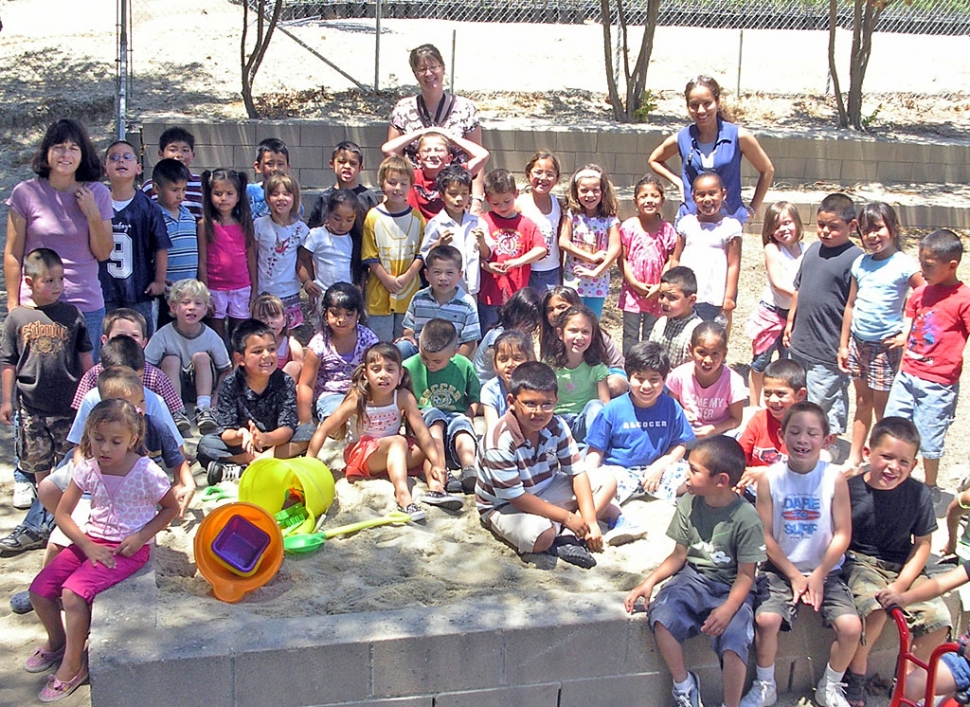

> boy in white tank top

[{"left": 743, "top": 401, "right": 862, "bottom": 707}]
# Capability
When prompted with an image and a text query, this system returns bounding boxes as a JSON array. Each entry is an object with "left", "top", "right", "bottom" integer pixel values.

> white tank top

[
  {"left": 521, "top": 194, "right": 561, "bottom": 272},
  {"left": 759, "top": 243, "right": 804, "bottom": 310},
  {"left": 765, "top": 460, "right": 842, "bottom": 574},
  {"left": 351, "top": 389, "right": 403, "bottom": 441}
]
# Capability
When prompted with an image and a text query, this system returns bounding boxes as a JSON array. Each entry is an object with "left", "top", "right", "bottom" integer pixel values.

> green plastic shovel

[{"left": 283, "top": 511, "right": 412, "bottom": 553}]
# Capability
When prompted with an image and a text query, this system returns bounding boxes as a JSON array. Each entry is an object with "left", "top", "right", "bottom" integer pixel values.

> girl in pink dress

[
  {"left": 27, "top": 400, "right": 177, "bottom": 702},
  {"left": 619, "top": 175, "right": 677, "bottom": 355},
  {"left": 197, "top": 169, "right": 257, "bottom": 342}
]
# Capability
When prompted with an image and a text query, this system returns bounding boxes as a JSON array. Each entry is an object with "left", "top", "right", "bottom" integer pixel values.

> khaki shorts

[
  {"left": 844, "top": 552, "right": 952, "bottom": 638},
  {"left": 756, "top": 565, "right": 859, "bottom": 630},
  {"left": 483, "top": 468, "right": 610, "bottom": 555}
]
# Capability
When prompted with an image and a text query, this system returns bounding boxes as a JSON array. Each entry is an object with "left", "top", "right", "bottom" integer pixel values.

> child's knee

[
  {"left": 532, "top": 527, "right": 556, "bottom": 554},
  {"left": 834, "top": 613, "right": 863, "bottom": 641},
  {"left": 755, "top": 611, "right": 783, "bottom": 633},
  {"left": 192, "top": 351, "right": 212, "bottom": 368},
  {"left": 60, "top": 588, "right": 87, "bottom": 611}
]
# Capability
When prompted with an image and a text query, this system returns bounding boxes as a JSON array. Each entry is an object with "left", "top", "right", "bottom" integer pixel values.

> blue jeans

[
  {"left": 528, "top": 268, "right": 561, "bottom": 292},
  {"left": 83, "top": 306, "right": 106, "bottom": 362},
  {"left": 580, "top": 297, "right": 604, "bottom": 317},
  {"left": 558, "top": 400, "right": 604, "bottom": 444},
  {"left": 395, "top": 339, "right": 419, "bottom": 361},
  {"left": 106, "top": 300, "right": 157, "bottom": 338}
]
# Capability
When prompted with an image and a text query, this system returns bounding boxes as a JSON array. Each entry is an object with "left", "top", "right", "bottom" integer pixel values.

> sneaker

[
  {"left": 740, "top": 679, "right": 777, "bottom": 707},
  {"left": 604, "top": 515, "right": 647, "bottom": 546},
  {"left": 672, "top": 671, "right": 703, "bottom": 707},
  {"left": 195, "top": 407, "right": 218, "bottom": 435},
  {"left": 550, "top": 535, "right": 596, "bottom": 569},
  {"left": 817, "top": 674, "right": 850, "bottom": 707},
  {"left": 844, "top": 670, "right": 866, "bottom": 707},
  {"left": 397, "top": 503, "right": 427, "bottom": 522},
  {"left": 173, "top": 410, "right": 192, "bottom": 437},
  {"left": 421, "top": 490, "right": 463, "bottom": 512},
  {"left": 13, "top": 481, "right": 35, "bottom": 510},
  {"left": 459, "top": 465, "right": 478, "bottom": 495},
  {"left": 11, "top": 590, "right": 34, "bottom": 615},
  {"left": 444, "top": 475, "right": 463, "bottom": 494},
  {"left": 206, "top": 461, "right": 244, "bottom": 486},
  {"left": 0, "top": 524, "right": 48, "bottom": 556}
]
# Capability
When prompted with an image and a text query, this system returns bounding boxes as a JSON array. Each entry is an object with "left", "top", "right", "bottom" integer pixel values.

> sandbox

[{"left": 88, "top": 468, "right": 949, "bottom": 707}]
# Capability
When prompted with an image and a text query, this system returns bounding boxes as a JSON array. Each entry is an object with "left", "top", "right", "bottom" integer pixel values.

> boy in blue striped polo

[{"left": 397, "top": 244, "right": 481, "bottom": 359}]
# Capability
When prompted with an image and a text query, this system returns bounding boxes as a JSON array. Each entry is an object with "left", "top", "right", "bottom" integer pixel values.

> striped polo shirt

[{"left": 402, "top": 285, "right": 481, "bottom": 345}]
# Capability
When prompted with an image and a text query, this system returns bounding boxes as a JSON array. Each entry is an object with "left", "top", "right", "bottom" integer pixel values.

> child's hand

[
  {"left": 574, "top": 265, "right": 596, "bottom": 278},
  {"left": 693, "top": 424, "right": 716, "bottom": 439},
  {"left": 427, "top": 465, "right": 447, "bottom": 488},
  {"left": 941, "top": 537, "right": 958, "bottom": 556},
  {"left": 585, "top": 523, "right": 604, "bottom": 553},
  {"left": 837, "top": 346, "right": 851, "bottom": 373},
  {"left": 248, "top": 421, "right": 266, "bottom": 452},
  {"left": 472, "top": 227, "right": 487, "bottom": 242},
  {"left": 0, "top": 402, "right": 12, "bottom": 425},
  {"left": 589, "top": 249, "right": 608, "bottom": 264},
  {"left": 883, "top": 332, "right": 907, "bottom": 350},
  {"left": 735, "top": 468, "right": 762, "bottom": 494},
  {"left": 644, "top": 282, "right": 661, "bottom": 300},
  {"left": 115, "top": 532, "right": 147, "bottom": 557},
  {"left": 790, "top": 573, "right": 809, "bottom": 604},
  {"left": 803, "top": 570, "right": 825, "bottom": 611},
  {"left": 624, "top": 581, "right": 653, "bottom": 613},
  {"left": 145, "top": 280, "right": 166, "bottom": 297},
  {"left": 563, "top": 511, "right": 589, "bottom": 539},
  {"left": 782, "top": 323, "right": 793, "bottom": 348},
  {"left": 641, "top": 465, "right": 665, "bottom": 494},
  {"left": 85, "top": 542, "right": 117, "bottom": 569},
  {"left": 304, "top": 280, "right": 323, "bottom": 299},
  {"left": 239, "top": 426, "right": 256, "bottom": 455},
  {"left": 490, "top": 262, "right": 510, "bottom": 275},
  {"left": 876, "top": 586, "right": 907, "bottom": 609},
  {"left": 701, "top": 604, "right": 734, "bottom": 636},
  {"left": 173, "top": 483, "right": 195, "bottom": 520},
  {"left": 722, "top": 297, "right": 736, "bottom": 313},
  {"left": 437, "top": 229, "right": 454, "bottom": 245},
  {"left": 383, "top": 273, "right": 404, "bottom": 294}
]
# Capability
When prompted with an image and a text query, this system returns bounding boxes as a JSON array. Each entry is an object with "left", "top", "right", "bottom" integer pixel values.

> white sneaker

[
  {"left": 12, "top": 481, "right": 35, "bottom": 510},
  {"left": 672, "top": 672, "right": 703, "bottom": 707},
  {"left": 817, "top": 674, "right": 850, "bottom": 707},
  {"left": 740, "top": 680, "right": 777, "bottom": 707},
  {"left": 604, "top": 515, "right": 647, "bottom": 546}
]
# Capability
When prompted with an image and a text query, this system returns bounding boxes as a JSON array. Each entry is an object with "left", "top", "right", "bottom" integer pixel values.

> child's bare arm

[
  {"left": 764, "top": 243, "right": 795, "bottom": 299},
  {"left": 79, "top": 350, "right": 94, "bottom": 374},
  {"left": 943, "top": 491, "right": 970, "bottom": 555},
  {"left": 878, "top": 562, "right": 970, "bottom": 610},
  {"left": 402, "top": 390, "right": 447, "bottom": 484},
  {"left": 647, "top": 136, "right": 685, "bottom": 203},
  {"left": 196, "top": 221, "right": 209, "bottom": 285},
  {"left": 296, "top": 351, "right": 321, "bottom": 424},
  {"left": 505, "top": 245, "right": 548, "bottom": 270},
  {"left": 723, "top": 236, "right": 742, "bottom": 313},
  {"left": 307, "top": 393, "right": 357, "bottom": 458},
  {"left": 446, "top": 133, "right": 490, "bottom": 176},
  {"left": 147, "top": 249, "right": 168, "bottom": 296},
  {"left": 1, "top": 364, "right": 16, "bottom": 424},
  {"left": 584, "top": 223, "right": 622, "bottom": 279},
  {"left": 892, "top": 534, "right": 932, "bottom": 594},
  {"left": 669, "top": 233, "right": 685, "bottom": 269},
  {"left": 171, "top": 459, "right": 196, "bottom": 519},
  {"left": 702, "top": 562, "right": 756, "bottom": 636},
  {"left": 297, "top": 246, "right": 321, "bottom": 298},
  {"left": 457, "top": 342, "right": 475, "bottom": 359},
  {"left": 624, "top": 543, "right": 689, "bottom": 613},
  {"left": 838, "top": 277, "right": 859, "bottom": 373},
  {"left": 116, "top": 488, "right": 179, "bottom": 557},
  {"left": 369, "top": 261, "right": 403, "bottom": 294},
  {"left": 571, "top": 470, "right": 602, "bottom": 552},
  {"left": 395, "top": 258, "right": 424, "bottom": 288},
  {"left": 381, "top": 126, "right": 431, "bottom": 157},
  {"left": 782, "top": 290, "right": 799, "bottom": 348},
  {"left": 246, "top": 240, "right": 258, "bottom": 304}
]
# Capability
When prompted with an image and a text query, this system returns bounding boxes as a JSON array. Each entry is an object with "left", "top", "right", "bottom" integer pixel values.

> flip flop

[{"left": 38, "top": 664, "right": 88, "bottom": 703}]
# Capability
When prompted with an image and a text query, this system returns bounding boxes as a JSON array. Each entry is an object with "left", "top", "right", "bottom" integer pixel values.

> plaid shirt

[{"left": 73, "top": 363, "right": 183, "bottom": 416}]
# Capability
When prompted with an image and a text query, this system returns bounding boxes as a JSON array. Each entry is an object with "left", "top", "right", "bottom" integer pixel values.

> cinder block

[
  {"left": 205, "top": 122, "right": 258, "bottom": 147},
  {"left": 786, "top": 139, "right": 827, "bottom": 160},
  {"left": 317, "top": 699, "right": 432, "bottom": 707},
  {"left": 910, "top": 162, "right": 946, "bottom": 183},
  {"left": 636, "top": 130, "right": 670, "bottom": 155},
  {"left": 876, "top": 161, "right": 914, "bottom": 183},
  {"left": 757, "top": 136, "right": 789, "bottom": 160},
  {"left": 945, "top": 163, "right": 970, "bottom": 183},
  {"left": 489, "top": 150, "right": 521, "bottom": 173},
  {"left": 486, "top": 130, "right": 517, "bottom": 151},
  {"left": 516, "top": 129, "right": 550, "bottom": 152},
  {"left": 894, "top": 142, "right": 929, "bottom": 163},
  {"left": 841, "top": 160, "right": 879, "bottom": 182},
  {"left": 92, "top": 653, "right": 233, "bottom": 707},
  {"left": 298, "top": 169, "right": 336, "bottom": 189},
  {"left": 771, "top": 157, "right": 807, "bottom": 183},
  {"left": 829, "top": 139, "right": 865, "bottom": 162},
  {"left": 234, "top": 643, "right": 370, "bottom": 707},
  {"left": 372, "top": 630, "right": 504, "bottom": 697},
  {"left": 597, "top": 131, "right": 640, "bottom": 154},
  {"left": 435, "top": 683, "right": 561, "bottom": 707},
  {"left": 289, "top": 146, "right": 326, "bottom": 170},
  {"left": 803, "top": 157, "right": 843, "bottom": 181},
  {"left": 300, "top": 124, "right": 341, "bottom": 150},
  {"left": 193, "top": 145, "right": 236, "bottom": 172},
  {"left": 560, "top": 671, "right": 662, "bottom": 707},
  {"left": 861, "top": 141, "right": 897, "bottom": 164},
  {"left": 256, "top": 122, "right": 302, "bottom": 148},
  {"left": 554, "top": 130, "right": 598, "bottom": 154},
  {"left": 233, "top": 145, "right": 258, "bottom": 170},
  {"left": 505, "top": 617, "right": 631, "bottom": 684}
]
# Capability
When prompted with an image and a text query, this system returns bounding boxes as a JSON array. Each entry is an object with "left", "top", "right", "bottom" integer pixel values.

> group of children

[{"left": 5, "top": 121, "right": 970, "bottom": 705}]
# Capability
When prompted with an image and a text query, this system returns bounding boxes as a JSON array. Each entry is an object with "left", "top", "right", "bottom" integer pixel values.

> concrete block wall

[{"left": 89, "top": 560, "right": 953, "bottom": 707}]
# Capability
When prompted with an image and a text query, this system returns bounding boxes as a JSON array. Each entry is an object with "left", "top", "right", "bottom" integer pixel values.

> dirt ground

[{"left": 2, "top": 1, "right": 970, "bottom": 705}]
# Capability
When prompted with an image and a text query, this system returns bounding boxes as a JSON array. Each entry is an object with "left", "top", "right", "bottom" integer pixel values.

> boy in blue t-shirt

[
  {"left": 586, "top": 341, "right": 694, "bottom": 544},
  {"left": 100, "top": 141, "right": 171, "bottom": 338},
  {"left": 247, "top": 137, "right": 293, "bottom": 220}
]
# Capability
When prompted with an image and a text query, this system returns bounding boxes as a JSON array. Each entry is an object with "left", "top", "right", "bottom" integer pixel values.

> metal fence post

[{"left": 375, "top": 0, "right": 381, "bottom": 92}]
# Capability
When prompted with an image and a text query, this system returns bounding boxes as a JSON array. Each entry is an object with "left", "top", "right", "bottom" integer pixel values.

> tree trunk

[
  {"left": 600, "top": 0, "right": 624, "bottom": 121},
  {"left": 847, "top": 0, "right": 886, "bottom": 130},
  {"left": 828, "top": 0, "right": 849, "bottom": 128},
  {"left": 601, "top": 0, "right": 662, "bottom": 122},
  {"left": 241, "top": 0, "right": 284, "bottom": 119}
]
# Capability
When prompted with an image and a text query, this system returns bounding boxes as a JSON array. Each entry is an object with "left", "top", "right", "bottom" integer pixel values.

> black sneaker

[
  {"left": 444, "top": 476, "right": 463, "bottom": 494},
  {"left": 195, "top": 408, "right": 218, "bottom": 435},
  {"left": 0, "top": 524, "right": 48, "bottom": 556},
  {"left": 421, "top": 490, "right": 463, "bottom": 511},
  {"left": 459, "top": 465, "right": 478, "bottom": 495},
  {"left": 550, "top": 535, "right": 596, "bottom": 569},
  {"left": 207, "top": 461, "right": 244, "bottom": 486}
]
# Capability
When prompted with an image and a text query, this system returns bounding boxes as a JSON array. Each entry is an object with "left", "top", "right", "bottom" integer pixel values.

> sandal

[
  {"left": 10, "top": 589, "right": 34, "bottom": 615},
  {"left": 38, "top": 665, "right": 88, "bottom": 703},
  {"left": 25, "top": 645, "right": 65, "bottom": 673},
  {"left": 845, "top": 670, "right": 867, "bottom": 707}
]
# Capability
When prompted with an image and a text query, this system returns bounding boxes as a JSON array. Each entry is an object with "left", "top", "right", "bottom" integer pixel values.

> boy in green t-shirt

[{"left": 403, "top": 318, "right": 480, "bottom": 497}]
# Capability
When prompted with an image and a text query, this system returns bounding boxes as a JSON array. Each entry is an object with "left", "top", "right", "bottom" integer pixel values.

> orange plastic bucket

[
  {"left": 238, "top": 458, "right": 335, "bottom": 534},
  {"left": 195, "top": 502, "right": 283, "bottom": 603}
]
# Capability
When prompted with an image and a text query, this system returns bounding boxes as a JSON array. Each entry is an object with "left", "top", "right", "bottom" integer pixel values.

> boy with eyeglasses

[
  {"left": 99, "top": 140, "right": 171, "bottom": 338},
  {"left": 475, "top": 361, "right": 617, "bottom": 569}
]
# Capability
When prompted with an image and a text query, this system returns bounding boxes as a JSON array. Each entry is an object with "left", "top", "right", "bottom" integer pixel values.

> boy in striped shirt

[{"left": 475, "top": 361, "right": 617, "bottom": 568}]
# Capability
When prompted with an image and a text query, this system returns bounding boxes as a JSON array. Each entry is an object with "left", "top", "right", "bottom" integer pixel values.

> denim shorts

[
  {"left": 422, "top": 408, "right": 476, "bottom": 466},
  {"left": 793, "top": 356, "right": 850, "bottom": 435},
  {"left": 941, "top": 651, "right": 970, "bottom": 692},
  {"left": 648, "top": 563, "right": 755, "bottom": 660},
  {"left": 885, "top": 371, "right": 958, "bottom": 459}
]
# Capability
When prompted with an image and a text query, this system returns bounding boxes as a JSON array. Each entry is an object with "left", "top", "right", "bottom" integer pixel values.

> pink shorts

[
  {"left": 29, "top": 536, "right": 151, "bottom": 604},
  {"left": 210, "top": 286, "right": 252, "bottom": 319},
  {"left": 343, "top": 435, "right": 422, "bottom": 480}
]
